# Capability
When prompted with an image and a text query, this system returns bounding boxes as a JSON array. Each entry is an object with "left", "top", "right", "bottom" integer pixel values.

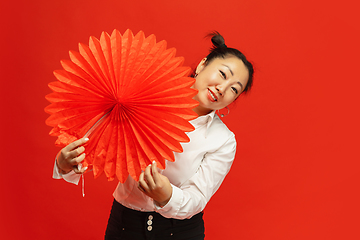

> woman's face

[{"left": 192, "top": 56, "right": 249, "bottom": 116}]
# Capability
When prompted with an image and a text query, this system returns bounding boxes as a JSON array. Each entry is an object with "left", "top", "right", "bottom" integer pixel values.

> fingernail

[
  {"left": 84, "top": 138, "right": 89, "bottom": 141},
  {"left": 152, "top": 161, "right": 156, "bottom": 164},
  {"left": 84, "top": 167, "right": 88, "bottom": 171}
]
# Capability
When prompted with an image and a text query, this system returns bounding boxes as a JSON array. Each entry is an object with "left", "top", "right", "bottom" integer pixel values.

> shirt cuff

[
  {"left": 52, "top": 159, "right": 81, "bottom": 185},
  {"left": 154, "top": 184, "right": 183, "bottom": 218}
]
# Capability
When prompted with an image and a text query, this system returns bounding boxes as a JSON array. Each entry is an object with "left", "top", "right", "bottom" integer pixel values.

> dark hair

[{"left": 194, "top": 31, "right": 254, "bottom": 94}]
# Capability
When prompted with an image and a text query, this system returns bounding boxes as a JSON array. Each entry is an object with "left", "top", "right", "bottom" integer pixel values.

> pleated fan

[{"left": 45, "top": 29, "right": 199, "bottom": 182}]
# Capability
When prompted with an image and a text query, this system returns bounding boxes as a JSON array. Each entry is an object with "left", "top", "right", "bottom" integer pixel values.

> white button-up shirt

[{"left": 53, "top": 111, "right": 236, "bottom": 219}]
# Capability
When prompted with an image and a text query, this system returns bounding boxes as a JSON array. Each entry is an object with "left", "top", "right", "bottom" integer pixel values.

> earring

[
  {"left": 194, "top": 73, "right": 198, "bottom": 77},
  {"left": 217, "top": 106, "right": 230, "bottom": 117}
]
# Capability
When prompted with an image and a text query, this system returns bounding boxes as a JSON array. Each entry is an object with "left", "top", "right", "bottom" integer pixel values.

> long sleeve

[
  {"left": 52, "top": 159, "right": 81, "bottom": 185},
  {"left": 155, "top": 134, "right": 236, "bottom": 219}
]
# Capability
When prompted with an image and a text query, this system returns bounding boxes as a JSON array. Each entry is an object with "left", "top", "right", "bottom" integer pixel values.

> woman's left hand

[{"left": 138, "top": 161, "right": 172, "bottom": 207}]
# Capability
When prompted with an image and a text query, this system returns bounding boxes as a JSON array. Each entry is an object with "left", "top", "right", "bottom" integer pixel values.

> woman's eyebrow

[
  {"left": 222, "top": 64, "right": 234, "bottom": 76},
  {"left": 237, "top": 81, "right": 244, "bottom": 90}
]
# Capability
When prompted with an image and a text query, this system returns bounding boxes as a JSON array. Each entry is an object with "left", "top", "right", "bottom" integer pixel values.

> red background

[{"left": 1, "top": 0, "right": 360, "bottom": 239}]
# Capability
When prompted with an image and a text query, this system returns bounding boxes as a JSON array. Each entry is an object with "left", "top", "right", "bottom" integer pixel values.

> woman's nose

[{"left": 216, "top": 86, "right": 223, "bottom": 96}]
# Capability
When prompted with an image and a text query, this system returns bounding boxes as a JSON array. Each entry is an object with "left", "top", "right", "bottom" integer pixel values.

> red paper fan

[{"left": 45, "top": 29, "right": 199, "bottom": 182}]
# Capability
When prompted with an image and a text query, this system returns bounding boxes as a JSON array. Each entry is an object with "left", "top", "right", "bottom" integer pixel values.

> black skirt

[{"left": 105, "top": 199, "right": 205, "bottom": 240}]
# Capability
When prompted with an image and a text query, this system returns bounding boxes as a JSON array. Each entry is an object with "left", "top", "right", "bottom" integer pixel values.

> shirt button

[
  {"left": 147, "top": 226, "right": 153, "bottom": 231},
  {"left": 147, "top": 220, "right": 153, "bottom": 225},
  {"left": 148, "top": 215, "right": 153, "bottom": 220}
]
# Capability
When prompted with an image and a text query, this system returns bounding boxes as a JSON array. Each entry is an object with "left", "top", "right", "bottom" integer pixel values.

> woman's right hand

[{"left": 56, "top": 138, "right": 89, "bottom": 174}]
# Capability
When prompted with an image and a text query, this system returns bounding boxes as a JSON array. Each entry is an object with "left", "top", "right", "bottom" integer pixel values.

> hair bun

[{"left": 208, "top": 31, "right": 227, "bottom": 48}]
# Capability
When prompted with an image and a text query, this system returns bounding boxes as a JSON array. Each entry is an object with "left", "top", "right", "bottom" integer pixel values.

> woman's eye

[
  {"left": 219, "top": 70, "right": 226, "bottom": 79},
  {"left": 231, "top": 87, "right": 239, "bottom": 94}
]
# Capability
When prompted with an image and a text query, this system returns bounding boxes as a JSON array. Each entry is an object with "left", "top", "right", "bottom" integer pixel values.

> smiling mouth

[{"left": 208, "top": 89, "right": 217, "bottom": 102}]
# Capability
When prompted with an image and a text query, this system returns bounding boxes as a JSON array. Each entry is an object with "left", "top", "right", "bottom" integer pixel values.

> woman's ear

[{"left": 195, "top": 58, "right": 207, "bottom": 75}]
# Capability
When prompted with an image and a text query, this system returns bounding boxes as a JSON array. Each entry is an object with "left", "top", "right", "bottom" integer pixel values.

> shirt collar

[{"left": 189, "top": 111, "right": 216, "bottom": 138}]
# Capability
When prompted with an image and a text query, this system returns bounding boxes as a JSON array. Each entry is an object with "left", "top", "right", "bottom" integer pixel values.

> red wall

[{"left": 1, "top": 0, "right": 359, "bottom": 239}]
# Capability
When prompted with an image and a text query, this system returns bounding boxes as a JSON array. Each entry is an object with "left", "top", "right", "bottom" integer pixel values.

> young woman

[{"left": 54, "top": 32, "right": 254, "bottom": 240}]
